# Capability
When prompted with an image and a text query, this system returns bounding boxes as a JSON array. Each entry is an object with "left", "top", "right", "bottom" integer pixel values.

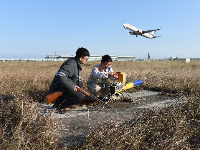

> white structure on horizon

[
  {"left": 0, "top": 55, "right": 135, "bottom": 62},
  {"left": 117, "top": 56, "right": 136, "bottom": 61},
  {"left": 45, "top": 55, "right": 129, "bottom": 61}
]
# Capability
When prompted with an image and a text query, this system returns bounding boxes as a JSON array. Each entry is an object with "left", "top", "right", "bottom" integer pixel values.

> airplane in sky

[{"left": 122, "top": 23, "right": 161, "bottom": 39}]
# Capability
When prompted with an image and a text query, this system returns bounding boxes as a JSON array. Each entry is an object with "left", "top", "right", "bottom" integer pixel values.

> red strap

[{"left": 98, "top": 68, "right": 100, "bottom": 72}]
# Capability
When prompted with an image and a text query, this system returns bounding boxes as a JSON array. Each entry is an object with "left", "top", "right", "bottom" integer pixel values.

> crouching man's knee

[{"left": 87, "top": 84, "right": 101, "bottom": 97}]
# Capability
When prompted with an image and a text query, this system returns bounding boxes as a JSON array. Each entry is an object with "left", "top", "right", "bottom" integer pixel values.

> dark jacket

[{"left": 49, "top": 57, "right": 82, "bottom": 94}]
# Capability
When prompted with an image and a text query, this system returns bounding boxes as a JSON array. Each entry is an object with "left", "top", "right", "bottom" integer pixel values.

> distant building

[
  {"left": 109, "top": 55, "right": 118, "bottom": 61},
  {"left": 59, "top": 55, "right": 75, "bottom": 59},
  {"left": 117, "top": 56, "right": 136, "bottom": 61},
  {"left": 45, "top": 54, "right": 126, "bottom": 61},
  {"left": 88, "top": 55, "right": 102, "bottom": 61},
  {"left": 45, "top": 55, "right": 61, "bottom": 59},
  {"left": 169, "top": 57, "right": 178, "bottom": 60}
]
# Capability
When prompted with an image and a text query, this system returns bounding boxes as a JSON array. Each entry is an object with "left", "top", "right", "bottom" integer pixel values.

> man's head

[
  {"left": 75, "top": 47, "right": 90, "bottom": 64},
  {"left": 101, "top": 55, "right": 112, "bottom": 70}
]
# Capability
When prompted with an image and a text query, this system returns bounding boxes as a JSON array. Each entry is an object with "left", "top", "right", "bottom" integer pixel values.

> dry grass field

[{"left": 0, "top": 60, "right": 200, "bottom": 149}]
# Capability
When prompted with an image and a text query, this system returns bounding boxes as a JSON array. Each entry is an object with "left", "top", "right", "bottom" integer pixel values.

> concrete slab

[{"left": 37, "top": 90, "right": 181, "bottom": 148}]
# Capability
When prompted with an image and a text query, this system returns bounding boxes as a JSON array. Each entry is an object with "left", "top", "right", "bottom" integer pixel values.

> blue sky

[{"left": 0, "top": 0, "right": 200, "bottom": 59}]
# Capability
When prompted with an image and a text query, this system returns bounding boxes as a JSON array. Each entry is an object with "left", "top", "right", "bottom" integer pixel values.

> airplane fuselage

[
  {"left": 123, "top": 24, "right": 142, "bottom": 34},
  {"left": 122, "top": 23, "right": 160, "bottom": 39}
]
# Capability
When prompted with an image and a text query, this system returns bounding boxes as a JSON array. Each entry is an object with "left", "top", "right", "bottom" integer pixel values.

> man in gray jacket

[{"left": 49, "top": 47, "right": 90, "bottom": 111}]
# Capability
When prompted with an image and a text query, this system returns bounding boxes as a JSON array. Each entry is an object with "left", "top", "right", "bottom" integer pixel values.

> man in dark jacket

[{"left": 49, "top": 47, "right": 90, "bottom": 111}]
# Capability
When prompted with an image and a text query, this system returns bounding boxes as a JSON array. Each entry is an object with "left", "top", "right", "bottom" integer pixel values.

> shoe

[
  {"left": 90, "top": 99, "right": 96, "bottom": 103},
  {"left": 58, "top": 108, "right": 68, "bottom": 114},
  {"left": 52, "top": 103, "right": 59, "bottom": 109},
  {"left": 68, "top": 105, "right": 80, "bottom": 109},
  {"left": 57, "top": 105, "right": 80, "bottom": 114}
]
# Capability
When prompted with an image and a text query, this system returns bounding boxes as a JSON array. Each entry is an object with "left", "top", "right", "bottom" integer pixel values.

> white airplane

[{"left": 122, "top": 23, "right": 161, "bottom": 39}]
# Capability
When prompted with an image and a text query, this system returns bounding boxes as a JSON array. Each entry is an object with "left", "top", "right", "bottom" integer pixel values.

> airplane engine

[{"left": 129, "top": 32, "right": 135, "bottom": 35}]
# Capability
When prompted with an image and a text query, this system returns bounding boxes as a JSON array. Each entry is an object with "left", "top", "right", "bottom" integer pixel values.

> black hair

[
  {"left": 102, "top": 55, "right": 112, "bottom": 62},
  {"left": 75, "top": 47, "right": 90, "bottom": 59}
]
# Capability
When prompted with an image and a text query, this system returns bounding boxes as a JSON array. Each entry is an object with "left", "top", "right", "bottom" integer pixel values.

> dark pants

[{"left": 54, "top": 81, "right": 84, "bottom": 108}]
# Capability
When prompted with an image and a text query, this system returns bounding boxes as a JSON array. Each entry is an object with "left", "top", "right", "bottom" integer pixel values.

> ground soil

[{"left": 38, "top": 90, "right": 178, "bottom": 149}]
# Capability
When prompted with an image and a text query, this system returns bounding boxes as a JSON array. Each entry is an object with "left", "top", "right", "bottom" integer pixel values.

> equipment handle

[
  {"left": 133, "top": 79, "right": 143, "bottom": 86},
  {"left": 46, "top": 91, "right": 64, "bottom": 104},
  {"left": 46, "top": 87, "right": 90, "bottom": 104},
  {"left": 77, "top": 87, "right": 90, "bottom": 96},
  {"left": 46, "top": 87, "right": 111, "bottom": 108}
]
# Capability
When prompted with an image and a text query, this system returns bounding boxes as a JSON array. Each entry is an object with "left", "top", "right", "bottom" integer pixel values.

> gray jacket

[{"left": 49, "top": 58, "right": 82, "bottom": 93}]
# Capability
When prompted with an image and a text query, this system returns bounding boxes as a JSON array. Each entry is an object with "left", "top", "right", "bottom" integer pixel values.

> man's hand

[
  {"left": 74, "top": 86, "right": 79, "bottom": 91},
  {"left": 108, "top": 72, "right": 115, "bottom": 76},
  {"left": 113, "top": 74, "right": 118, "bottom": 78},
  {"left": 108, "top": 72, "right": 118, "bottom": 78}
]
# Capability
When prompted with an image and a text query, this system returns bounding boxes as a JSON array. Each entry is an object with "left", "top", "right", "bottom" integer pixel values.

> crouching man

[
  {"left": 49, "top": 47, "right": 90, "bottom": 112},
  {"left": 87, "top": 55, "right": 118, "bottom": 100}
]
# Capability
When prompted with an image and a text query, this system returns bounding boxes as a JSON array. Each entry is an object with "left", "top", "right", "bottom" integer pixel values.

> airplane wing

[
  {"left": 153, "top": 36, "right": 161, "bottom": 38},
  {"left": 142, "top": 27, "right": 161, "bottom": 33}
]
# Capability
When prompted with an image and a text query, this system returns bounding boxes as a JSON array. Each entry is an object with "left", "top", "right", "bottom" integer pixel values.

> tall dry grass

[
  {"left": 81, "top": 60, "right": 200, "bottom": 149},
  {"left": 82, "top": 95, "right": 200, "bottom": 149},
  {"left": 81, "top": 60, "right": 200, "bottom": 94},
  {"left": 0, "top": 62, "right": 62, "bottom": 149},
  {"left": 0, "top": 60, "right": 200, "bottom": 149}
]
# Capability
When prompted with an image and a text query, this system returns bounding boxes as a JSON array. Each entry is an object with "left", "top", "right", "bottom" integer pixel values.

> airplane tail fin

[
  {"left": 152, "top": 27, "right": 161, "bottom": 38},
  {"left": 151, "top": 31, "right": 161, "bottom": 38},
  {"left": 151, "top": 27, "right": 161, "bottom": 36}
]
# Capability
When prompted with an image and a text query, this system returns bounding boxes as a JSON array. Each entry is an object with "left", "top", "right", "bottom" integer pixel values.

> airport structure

[
  {"left": 44, "top": 55, "right": 133, "bottom": 61},
  {"left": 1, "top": 55, "right": 200, "bottom": 62},
  {"left": 0, "top": 55, "right": 135, "bottom": 62}
]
